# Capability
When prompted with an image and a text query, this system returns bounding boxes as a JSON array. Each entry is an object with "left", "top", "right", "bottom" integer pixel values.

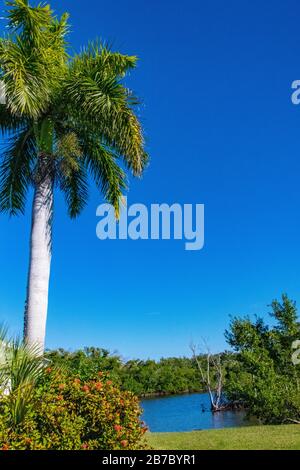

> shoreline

[{"left": 139, "top": 389, "right": 205, "bottom": 400}]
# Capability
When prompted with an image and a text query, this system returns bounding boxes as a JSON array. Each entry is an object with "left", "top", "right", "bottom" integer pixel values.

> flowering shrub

[{"left": 0, "top": 369, "right": 148, "bottom": 450}]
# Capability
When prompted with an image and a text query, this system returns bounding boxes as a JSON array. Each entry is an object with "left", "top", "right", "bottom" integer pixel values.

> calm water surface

[{"left": 141, "top": 392, "right": 249, "bottom": 432}]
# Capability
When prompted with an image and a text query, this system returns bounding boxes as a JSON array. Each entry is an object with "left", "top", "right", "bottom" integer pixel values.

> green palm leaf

[
  {"left": 59, "top": 160, "right": 89, "bottom": 218},
  {"left": 0, "top": 127, "right": 35, "bottom": 215},
  {"left": 84, "top": 141, "right": 127, "bottom": 217},
  {"left": 0, "top": 2, "right": 68, "bottom": 117},
  {"left": 0, "top": 104, "right": 25, "bottom": 134},
  {"left": 0, "top": 324, "right": 47, "bottom": 426}
]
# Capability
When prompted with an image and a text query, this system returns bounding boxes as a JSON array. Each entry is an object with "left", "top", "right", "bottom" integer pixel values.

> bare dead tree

[{"left": 190, "top": 341, "right": 227, "bottom": 412}]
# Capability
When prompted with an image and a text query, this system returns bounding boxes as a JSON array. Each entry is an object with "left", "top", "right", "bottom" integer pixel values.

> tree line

[{"left": 45, "top": 348, "right": 230, "bottom": 397}]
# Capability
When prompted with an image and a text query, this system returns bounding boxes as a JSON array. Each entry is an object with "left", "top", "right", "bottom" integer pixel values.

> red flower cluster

[
  {"left": 95, "top": 382, "right": 103, "bottom": 391},
  {"left": 114, "top": 424, "right": 123, "bottom": 432}
]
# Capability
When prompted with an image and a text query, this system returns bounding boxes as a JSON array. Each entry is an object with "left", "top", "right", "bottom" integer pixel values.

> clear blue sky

[{"left": 1, "top": 0, "right": 300, "bottom": 360}]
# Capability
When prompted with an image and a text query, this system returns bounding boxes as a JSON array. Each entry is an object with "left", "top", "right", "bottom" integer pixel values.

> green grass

[{"left": 147, "top": 424, "right": 300, "bottom": 450}]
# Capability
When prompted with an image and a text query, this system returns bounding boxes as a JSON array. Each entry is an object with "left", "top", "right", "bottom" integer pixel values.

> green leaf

[
  {"left": 0, "top": 126, "right": 35, "bottom": 215},
  {"left": 59, "top": 160, "right": 88, "bottom": 218}
]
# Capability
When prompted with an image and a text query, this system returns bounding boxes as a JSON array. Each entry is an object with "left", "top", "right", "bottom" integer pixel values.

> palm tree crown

[{"left": 0, "top": 0, "right": 147, "bottom": 218}]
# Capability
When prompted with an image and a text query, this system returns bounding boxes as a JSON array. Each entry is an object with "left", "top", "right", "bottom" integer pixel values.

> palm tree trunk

[{"left": 24, "top": 175, "right": 53, "bottom": 351}]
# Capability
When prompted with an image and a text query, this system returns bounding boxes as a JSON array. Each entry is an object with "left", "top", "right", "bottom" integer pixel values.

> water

[{"left": 141, "top": 392, "right": 249, "bottom": 433}]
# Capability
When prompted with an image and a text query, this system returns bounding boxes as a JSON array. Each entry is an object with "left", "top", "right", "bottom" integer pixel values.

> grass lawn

[{"left": 147, "top": 424, "right": 300, "bottom": 450}]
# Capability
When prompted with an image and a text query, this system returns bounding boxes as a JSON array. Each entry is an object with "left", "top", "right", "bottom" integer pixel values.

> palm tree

[{"left": 0, "top": 1, "right": 147, "bottom": 351}]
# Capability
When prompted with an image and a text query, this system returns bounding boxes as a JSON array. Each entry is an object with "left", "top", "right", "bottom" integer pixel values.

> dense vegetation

[
  {"left": 0, "top": 368, "right": 147, "bottom": 450},
  {"left": 2, "top": 294, "right": 300, "bottom": 450},
  {"left": 0, "top": 329, "right": 148, "bottom": 450},
  {"left": 45, "top": 349, "right": 208, "bottom": 396},
  {"left": 225, "top": 294, "right": 300, "bottom": 423},
  {"left": 46, "top": 294, "right": 300, "bottom": 425}
]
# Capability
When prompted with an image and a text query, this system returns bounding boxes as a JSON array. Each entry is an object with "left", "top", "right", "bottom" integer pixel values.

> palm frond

[
  {"left": 73, "top": 42, "right": 137, "bottom": 78},
  {"left": 0, "top": 36, "right": 51, "bottom": 117},
  {"left": 0, "top": 126, "right": 35, "bottom": 215},
  {"left": 0, "top": 103, "right": 26, "bottom": 134},
  {"left": 62, "top": 43, "right": 147, "bottom": 175},
  {"left": 82, "top": 137, "right": 127, "bottom": 218},
  {"left": 59, "top": 159, "right": 88, "bottom": 218},
  {"left": 0, "top": 326, "right": 46, "bottom": 426},
  {"left": 103, "top": 107, "right": 148, "bottom": 175},
  {"left": 6, "top": 0, "right": 52, "bottom": 44},
  {"left": 63, "top": 87, "right": 147, "bottom": 176},
  {"left": 73, "top": 107, "right": 148, "bottom": 176},
  {"left": 0, "top": 2, "right": 69, "bottom": 118},
  {"left": 8, "top": 336, "right": 45, "bottom": 392},
  {"left": 64, "top": 66, "right": 127, "bottom": 117}
]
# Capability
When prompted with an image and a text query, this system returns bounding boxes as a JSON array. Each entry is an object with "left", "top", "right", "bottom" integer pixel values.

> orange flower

[
  {"left": 57, "top": 395, "right": 63, "bottom": 401},
  {"left": 106, "top": 380, "right": 112, "bottom": 386},
  {"left": 45, "top": 367, "right": 52, "bottom": 374},
  {"left": 58, "top": 383, "right": 65, "bottom": 390},
  {"left": 120, "top": 440, "right": 128, "bottom": 448},
  {"left": 1, "top": 444, "right": 9, "bottom": 451},
  {"left": 95, "top": 382, "right": 103, "bottom": 390},
  {"left": 81, "top": 443, "right": 89, "bottom": 450},
  {"left": 114, "top": 424, "right": 122, "bottom": 432},
  {"left": 74, "top": 378, "right": 81, "bottom": 385},
  {"left": 82, "top": 385, "right": 90, "bottom": 393}
]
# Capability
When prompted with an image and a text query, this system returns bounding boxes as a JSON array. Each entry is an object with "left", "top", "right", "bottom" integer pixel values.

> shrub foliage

[
  {"left": 0, "top": 369, "right": 148, "bottom": 450},
  {"left": 225, "top": 294, "right": 300, "bottom": 423}
]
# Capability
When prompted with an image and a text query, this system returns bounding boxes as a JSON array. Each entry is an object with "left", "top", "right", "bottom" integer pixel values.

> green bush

[
  {"left": 0, "top": 369, "right": 148, "bottom": 450},
  {"left": 225, "top": 294, "right": 300, "bottom": 423}
]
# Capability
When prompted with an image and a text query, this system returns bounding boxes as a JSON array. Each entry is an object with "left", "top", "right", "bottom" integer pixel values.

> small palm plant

[
  {"left": 0, "top": 1, "right": 148, "bottom": 350},
  {"left": 0, "top": 325, "right": 46, "bottom": 426}
]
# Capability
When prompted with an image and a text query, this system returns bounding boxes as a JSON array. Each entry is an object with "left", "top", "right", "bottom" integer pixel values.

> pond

[{"left": 141, "top": 392, "right": 249, "bottom": 433}]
